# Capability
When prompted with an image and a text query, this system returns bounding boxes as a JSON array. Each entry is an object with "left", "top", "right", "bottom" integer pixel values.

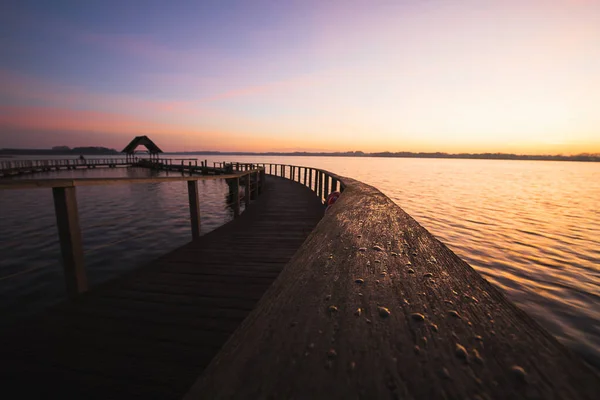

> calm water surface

[{"left": 1, "top": 156, "right": 599, "bottom": 367}]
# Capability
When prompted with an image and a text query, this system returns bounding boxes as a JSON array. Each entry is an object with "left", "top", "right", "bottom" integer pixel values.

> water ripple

[{"left": 1, "top": 157, "right": 599, "bottom": 369}]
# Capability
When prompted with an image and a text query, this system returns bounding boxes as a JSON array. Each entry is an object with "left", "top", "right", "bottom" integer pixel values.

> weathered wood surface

[
  {"left": 0, "top": 175, "right": 324, "bottom": 399},
  {"left": 186, "top": 175, "right": 599, "bottom": 400},
  {"left": 0, "top": 174, "right": 245, "bottom": 189}
]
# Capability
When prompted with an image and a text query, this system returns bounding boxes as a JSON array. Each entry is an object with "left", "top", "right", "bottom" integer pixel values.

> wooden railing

[
  {"left": 0, "top": 158, "right": 131, "bottom": 175},
  {"left": 216, "top": 162, "right": 345, "bottom": 204},
  {"left": 0, "top": 168, "right": 265, "bottom": 298},
  {"left": 138, "top": 158, "right": 202, "bottom": 166}
]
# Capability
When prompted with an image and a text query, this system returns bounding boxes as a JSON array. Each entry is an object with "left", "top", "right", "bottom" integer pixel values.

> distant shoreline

[
  {"left": 0, "top": 147, "right": 118, "bottom": 156},
  {"left": 1, "top": 148, "right": 598, "bottom": 162},
  {"left": 163, "top": 151, "right": 600, "bottom": 162}
]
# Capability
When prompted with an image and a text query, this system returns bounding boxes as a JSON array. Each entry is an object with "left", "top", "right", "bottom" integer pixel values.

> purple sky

[{"left": 1, "top": 0, "right": 599, "bottom": 154}]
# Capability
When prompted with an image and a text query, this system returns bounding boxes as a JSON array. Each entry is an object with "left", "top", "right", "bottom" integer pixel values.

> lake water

[{"left": 1, "top": 155, "right": 599, "bottom": 368}]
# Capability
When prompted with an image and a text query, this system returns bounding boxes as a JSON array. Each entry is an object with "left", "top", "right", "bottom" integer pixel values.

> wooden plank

[
  {"left": 52, "top": 187, "right": 87, "bottom": 297},
  {"left": 233, "top": 177, "right": 240, "bottom": 217},
  {"left": 187, "top": 180, "right": 201, "bottom": 239},
  {"left": 186, "top": 175, "right": 600, "bottom": 400}
]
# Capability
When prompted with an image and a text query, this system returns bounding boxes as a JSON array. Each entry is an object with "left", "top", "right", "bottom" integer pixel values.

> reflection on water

[
  {"left": 0, "top": 167, "right": 233, "bottom": 323},
  {"left": 1, "top": 156, "right": 599, "bottom": 368}
]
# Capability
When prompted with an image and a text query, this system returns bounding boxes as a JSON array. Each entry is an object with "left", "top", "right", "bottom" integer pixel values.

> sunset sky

[{"left": 1, "top": 0, "right": 599, "bottom": 154}]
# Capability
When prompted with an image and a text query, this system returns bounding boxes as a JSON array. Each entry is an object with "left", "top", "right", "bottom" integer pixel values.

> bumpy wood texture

[{"left": 186, "top": 175, "right": 599, "bottom": 400}]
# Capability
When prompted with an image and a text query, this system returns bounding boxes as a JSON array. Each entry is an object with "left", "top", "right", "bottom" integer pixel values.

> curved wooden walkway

[{"left": 0, "top": 176, "right": 324, "bottom": 399}]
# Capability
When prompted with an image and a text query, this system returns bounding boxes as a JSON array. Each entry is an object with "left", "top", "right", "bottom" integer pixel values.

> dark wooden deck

[{"left": 0, "top": 175, "right": 324, "bottom": 399}]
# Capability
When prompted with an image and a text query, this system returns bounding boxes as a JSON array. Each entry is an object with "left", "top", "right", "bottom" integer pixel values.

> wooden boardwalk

[{"left": 0, "top": 175, "right": 324, "bottom": 399}]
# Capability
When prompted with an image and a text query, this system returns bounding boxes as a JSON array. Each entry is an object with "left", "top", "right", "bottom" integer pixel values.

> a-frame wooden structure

[{"left": 121, "top": 136, "right": 163, "bottom": 161}]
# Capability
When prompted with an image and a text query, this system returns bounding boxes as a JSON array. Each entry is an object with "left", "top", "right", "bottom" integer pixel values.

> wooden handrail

[
  {"left": 185, "top": 171, "right": 600, "bottom": 399},
  {"left": 0, "top": 173, "right": 255, "bottom": 189},
  {"left": 226, "top": 162, "right": 346, "bottom": 206}
]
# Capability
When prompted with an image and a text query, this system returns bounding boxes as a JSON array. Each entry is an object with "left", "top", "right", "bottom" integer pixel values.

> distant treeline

[
  {"left": 2, "top": 147, "right": 598, "bottom": 162},
  {"left": 168, "top": 150, "right": 600, "bottom": 162},
  {"left": 0, "top": 146, "right": 119, "bottom": 156}
]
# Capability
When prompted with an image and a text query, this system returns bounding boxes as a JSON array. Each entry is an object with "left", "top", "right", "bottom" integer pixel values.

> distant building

[{"left": 121, "top": 136, "right": 163, "bottom": 161}]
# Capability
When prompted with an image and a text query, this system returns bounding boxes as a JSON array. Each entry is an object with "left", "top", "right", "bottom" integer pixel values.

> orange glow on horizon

[
  {"left": 1, "top": 105, "right": 598, "bottom": 155},
  {"left": 1, "top": 1, "right": 599, "bottom": 155}
]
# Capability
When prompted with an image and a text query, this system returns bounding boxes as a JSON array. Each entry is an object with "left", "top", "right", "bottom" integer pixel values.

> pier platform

[{"left": 0, "top": 175, "right": 324, "bottom": 399}]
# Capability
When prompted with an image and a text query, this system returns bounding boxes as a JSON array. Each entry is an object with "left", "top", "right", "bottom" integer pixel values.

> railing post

[
  {"left": 322, "top": 172, "right": 326, "bottom": 201},
  {"left": 187, "top": 180, "right": 201, "bottom": 239},
  {"left": 233, "top": 177, "right": 240, "bottom": 218},
  {"left": 260, "top": 168, "right": 266, "bottom": 192},
  {"left": 319, "top": 172, "right": 324, "bottom": 201},
  {"left": 303, "top": 167, "right": 307, "bottom": 186},
  {"left": 251, "top": 171, "right": 258, "bottom": 200},
  {"left": 325, "top": 174, "right": 330, "bottom": 200},
  {"left": 245, "top": 173, "right": 251, "bottom": 205},
  {"left": 308, "top": 168, "right": 313, "bottom": 191},
  {"left": 269, "top": 164, "right": 273, "bottom": 175},
  {"left": 52, "top": 186, "right": 87, "bottom": 297}
]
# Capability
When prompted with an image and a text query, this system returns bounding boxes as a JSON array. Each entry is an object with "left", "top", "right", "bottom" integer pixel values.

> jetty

[{"left": 0, "top": 153, "right": 598, "bottom": 398}]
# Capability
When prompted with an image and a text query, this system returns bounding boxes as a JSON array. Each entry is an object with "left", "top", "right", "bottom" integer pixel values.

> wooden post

[
  {"left": 189, "top": 161, "right": 193, "bottom": 176},
  {"left": 325, "top": 174, "right": 330, "bottom": 200},
  {"left": 319, "top": 172, "right": 325, "bottom": 202},
  {"left": 188, "top": 181, "right": 201, "bottom": 239},
  {"left": 251, "top": 171, "right": 258, "bottom": 200},
  {"left": 303, "top": 167, "right": 307, "bottom": 186},
  {"left": 316, "top": 171, "right": 321, "bottom": 199},
  {"left": 308, "top": 168, "right": 313, "bottom": 191},
  {"left": 52, "top": 187, "right": 87, "bottom": 297},
  {"left": 245, "top": 173, "right": 251, "bottom": 205},
  {"left": 233, "top": 177, "right": 240, "bottom": 218},
  {"left": 269, "top": 164, "right": 273, "bottom": 175},
  {"left": 260, "top": 168, "right": 266, "bottom": 193}
]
